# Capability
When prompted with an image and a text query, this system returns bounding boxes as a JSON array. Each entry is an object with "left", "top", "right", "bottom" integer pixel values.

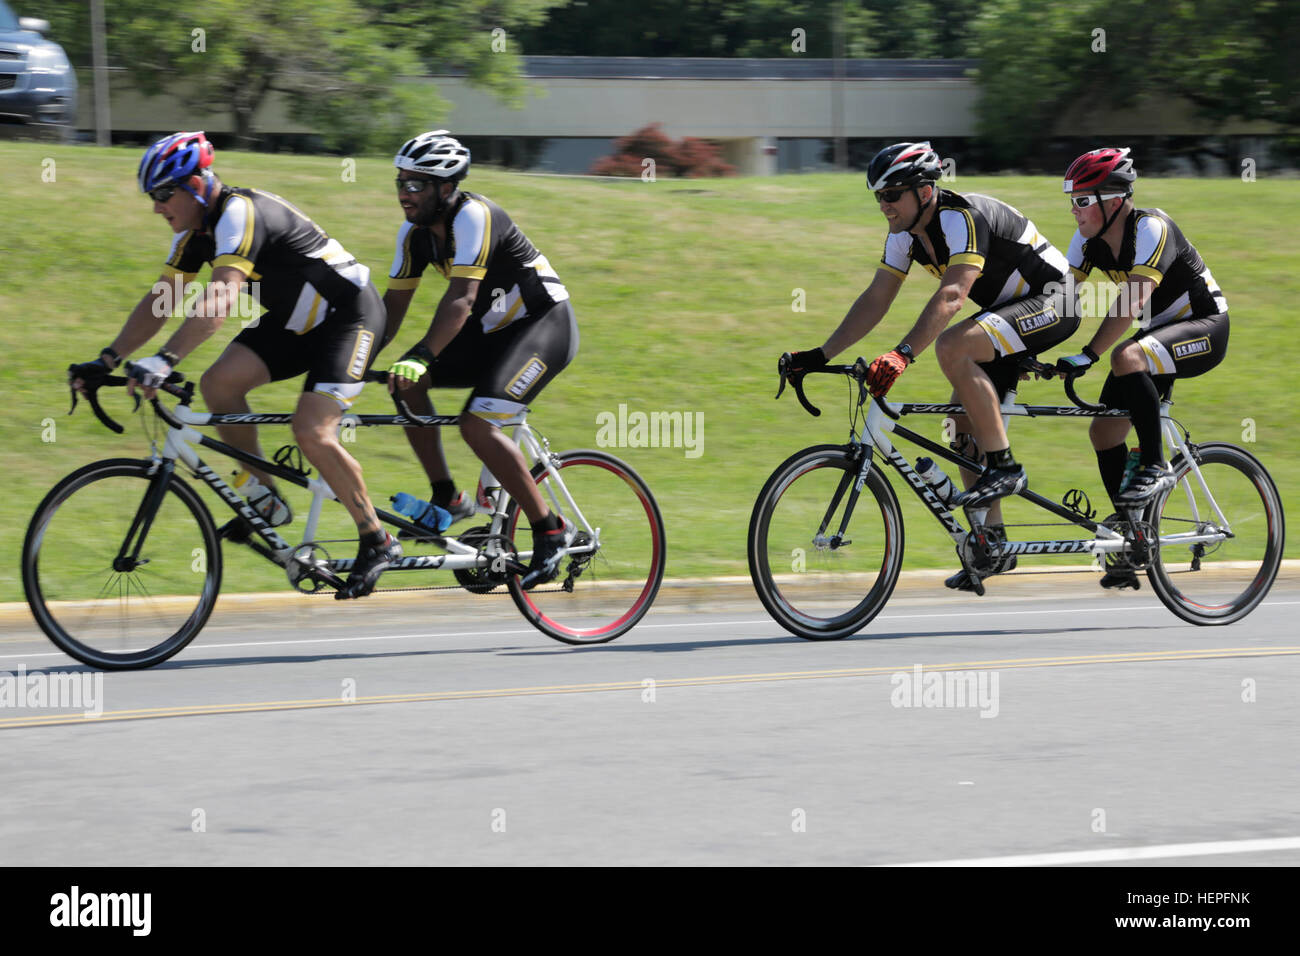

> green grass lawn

[{"left": 1, "top": 142, "right": 1296, "bottom": 602}]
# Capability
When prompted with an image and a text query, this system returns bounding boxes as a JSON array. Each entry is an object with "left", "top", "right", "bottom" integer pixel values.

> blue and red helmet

[{"left": 138, "top": 131, "right": 215, "bottom": 203}]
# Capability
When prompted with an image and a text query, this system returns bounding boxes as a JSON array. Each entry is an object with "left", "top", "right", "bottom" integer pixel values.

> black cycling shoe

[
  {"left": 1100, "top": 567, "right": 1141, "bottom": 589},
  {"left": 952, "top": 464, "right": 1027, "bottom": 508},
  {"left": 1116, "top": 462, "right": 1176, "bottom": 505},
  {"left": 335, "top": 532, "right": 402, "bottom": 600},
  {"left": 1097, "top": 513, "right": 1141, "bottom": 590},
  {"left": 520, "top": 516, "right": 574, "bottom": 591},
  {"left": 945, "top": 555, "right": 1018, "bottom": 592}
]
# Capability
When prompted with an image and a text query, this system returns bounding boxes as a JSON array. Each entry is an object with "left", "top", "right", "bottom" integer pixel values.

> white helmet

[{"left": 394, "top": 130, "right": 471, "bottom": 179}]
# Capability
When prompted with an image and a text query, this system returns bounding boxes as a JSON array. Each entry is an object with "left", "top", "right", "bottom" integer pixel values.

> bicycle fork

[{"left": 814, "top": 443, "right": 873, "bottom": 550}]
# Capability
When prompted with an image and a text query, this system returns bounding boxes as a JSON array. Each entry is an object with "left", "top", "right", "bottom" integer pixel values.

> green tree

[
  {"left": 973, "top": 0, "right": 1299, "bottom": 166},
  {"left": 38, "top": 0, "right": 571, "bottom": 151}
]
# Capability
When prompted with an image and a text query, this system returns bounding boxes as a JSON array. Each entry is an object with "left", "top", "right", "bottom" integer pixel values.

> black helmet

[{"left": 867, "top": 141, "right": 942, "bottom": 191}]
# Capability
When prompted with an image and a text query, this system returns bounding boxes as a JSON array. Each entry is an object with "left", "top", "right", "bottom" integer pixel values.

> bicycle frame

[
  {"left": 148, "top": 400, "right": 601, "bottom": 577},
  {"left": 853, "top": 388, "right": 1233, "bottom": 562}
]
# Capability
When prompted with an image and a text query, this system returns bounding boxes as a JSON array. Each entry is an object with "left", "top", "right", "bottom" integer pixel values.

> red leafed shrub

[{"left": 590, "top": 123, "right": 736, "bottom": 178}]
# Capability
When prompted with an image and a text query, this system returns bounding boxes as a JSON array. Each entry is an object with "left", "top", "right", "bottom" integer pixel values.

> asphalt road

[{"left": 3, "top": 581, "right": 1299, "bottom": 866}]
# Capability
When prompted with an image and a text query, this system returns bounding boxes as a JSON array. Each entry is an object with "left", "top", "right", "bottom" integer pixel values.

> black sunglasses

[
  {"left": 148, "top": 185, "right": 178, "bottom": 203},
  {"left": 395, "top": 177, "right": 437, "bottom": 194},
  {"left": 874, "top": 187, "right": 910, "bottom": 204}
]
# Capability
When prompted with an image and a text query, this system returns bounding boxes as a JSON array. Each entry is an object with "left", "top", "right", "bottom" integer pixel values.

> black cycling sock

[
  {"left": 431, "top": 480, "right": 457, "bottom": 507},
  {"left": 531, "top": 512, "right": 561, "bottom": 534},
  {"left": 1117, "top": 372, "right": 1162, "bottom": 465},
  {"left": 1096, "top": 443, "right": 1129, "bottom": 504},
  {"left": 360, "top": 529, "right": 387, "bottom": 550},
  {"left": 987, "top": 447, "right": 1018, "bottom": 470}
]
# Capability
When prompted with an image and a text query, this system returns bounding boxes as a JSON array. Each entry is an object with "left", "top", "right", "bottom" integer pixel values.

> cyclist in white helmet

[{"left": 381, "top": 131, "right": 580, "bottom": 590}]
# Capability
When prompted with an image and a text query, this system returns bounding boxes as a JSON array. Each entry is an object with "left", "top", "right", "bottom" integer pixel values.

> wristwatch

[{"left": 895, "top": 343, "right": 916, "bottom": 365}]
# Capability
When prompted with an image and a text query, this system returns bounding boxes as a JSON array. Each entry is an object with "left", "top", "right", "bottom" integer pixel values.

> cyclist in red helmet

[
  {"left": 70, "top": 131, "right": 399, "bottom": 599},
  {"left": 785, "top": 141, "right": 1082, "bottom": 591},
  {"left": 1054, "top": 147, "right": 1230, "bottom": 589}
]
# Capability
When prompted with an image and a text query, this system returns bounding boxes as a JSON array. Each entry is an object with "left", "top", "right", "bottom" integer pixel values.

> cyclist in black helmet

[{"left": 784, "top": 141, "right": 1082, "bottom": 591}]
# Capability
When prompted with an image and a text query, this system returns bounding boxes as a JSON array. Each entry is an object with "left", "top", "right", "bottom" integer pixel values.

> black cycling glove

[{"left": 786, "top": 347, "right": 828, "bottom": 373}]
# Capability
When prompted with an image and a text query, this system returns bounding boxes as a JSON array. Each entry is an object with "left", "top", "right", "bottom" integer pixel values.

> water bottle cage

[
  {"left": 1061, "top": 488, "right": 1096, "bottom": 521},
  {"left": 273, "top": 444, "right": 313, "bottom": 479}
]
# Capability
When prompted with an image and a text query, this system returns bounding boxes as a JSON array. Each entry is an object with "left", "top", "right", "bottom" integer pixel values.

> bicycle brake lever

[{"left": 775, "top": 353, "right": 790, "bottom": 400}]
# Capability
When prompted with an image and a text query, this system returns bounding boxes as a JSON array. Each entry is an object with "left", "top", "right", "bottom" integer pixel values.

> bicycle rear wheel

[
  {"left": 1146, "top": 442, "right": 1284, "bottom": 625},
  {"left": 22, "top": 458, "right": 223, "bottom": 669},
  {"left": 506, "top": 450, "right": 666, "bottom": 644},
  {"left": 748, "top": 444, "right": 904, "bottom": 640}
]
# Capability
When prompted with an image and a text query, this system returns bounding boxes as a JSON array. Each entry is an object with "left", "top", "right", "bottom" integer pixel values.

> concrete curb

[{"left": 4, "top": 561, "right": 1298, "bottom": 629}]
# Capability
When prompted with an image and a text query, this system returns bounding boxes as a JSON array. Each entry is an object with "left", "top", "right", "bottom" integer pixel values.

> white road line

[
  {"left": 881, "top": 836, "right": 1300, "bottom": 866},
  {"left": 2, "top": 600, "right": 1295, "bottom": 662}
]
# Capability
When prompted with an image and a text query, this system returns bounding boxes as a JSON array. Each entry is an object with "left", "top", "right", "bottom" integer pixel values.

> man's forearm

[
  {"left": 424, "top": 297, "right": 473, "bottom": 356},
  {"left": 161, "top": 313, "right": 226, "bottom": 362},
  {"left": 901, "top": 287, "right": 964, "bottom": 354},
  {"left": 1085, "top": 313, "right": 1136, "bottom": 357},
  {"left": 823, "top": 289, "right": 885, "bottom": 359},
  {"left": 107, "top": 295, "right": 170, "bottom": 360}
]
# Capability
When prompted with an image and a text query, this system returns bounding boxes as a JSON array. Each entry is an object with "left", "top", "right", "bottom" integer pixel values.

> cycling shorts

[
  {"left": 1100, "top": 312, "right": 1229, "bottom": 405},
  {"left": 233, "top": 281, "right": 386, "bottom": 410},
  {"left": 970, "top": 290, "right": 1081, "bottom": 398},
  {"left": 429, "top": 300, "right": 578, "bottom": 426}
]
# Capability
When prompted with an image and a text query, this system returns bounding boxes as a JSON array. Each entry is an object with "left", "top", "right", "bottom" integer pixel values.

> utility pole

[
  {"left": 832, "top": 0, "right": 847, "bottom": 170},
  {"left": 90, "top": 0, "right": 111, "bottom": 146}
]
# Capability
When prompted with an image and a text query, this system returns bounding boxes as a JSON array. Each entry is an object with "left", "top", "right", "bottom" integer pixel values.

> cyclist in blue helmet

[{"left": 70, "top": 131, "right": 399, "bottom": 599}]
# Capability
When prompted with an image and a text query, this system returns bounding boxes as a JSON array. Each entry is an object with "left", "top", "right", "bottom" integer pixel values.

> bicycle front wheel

[
  {"left": 748, "top": 444, "right": 904, "bottom": 640},
  {"left": 1146, "top": 442, "right": 1284, "bottom": 625},
  {"left": 506, "top": 450, "right": 666, "bottom": 644},
  {"left": 22, "top": 458, "right": 223, "bottom": 669}
]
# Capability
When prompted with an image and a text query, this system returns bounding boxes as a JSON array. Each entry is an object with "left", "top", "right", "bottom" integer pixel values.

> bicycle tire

[
  {"left": 505, "top": 450, "right": 666, "bottom": 644},
  {"left": 23, "top": 458, "right": 223, "bottom": 669},
  {"left": 1145, "top": 442, "right": 1284, "bottom": 625},
  {"left": 748, "top": 444, "right": 904, "bottom": 640}
]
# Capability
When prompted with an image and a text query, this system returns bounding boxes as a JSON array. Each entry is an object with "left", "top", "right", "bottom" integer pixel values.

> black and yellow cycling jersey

[
  {"left": 1066, "top": 208, "right": 1228, "bottom": 329},
  {"left": 386, "top": 191, "right": 569, "bottom": 333},
  {"left": 879, "top": 189, "right": 1069, "bottom": 307},
  {"left": 163, "top": 186, "right": 371, "bottom": 334}
]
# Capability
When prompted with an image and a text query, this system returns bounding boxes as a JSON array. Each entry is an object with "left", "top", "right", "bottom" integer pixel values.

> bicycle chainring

[
  {"left": 287, "top": 542, "right": 334, "bottom": 593},
  {"left": 452, "top": 525, "right": 513, "bottom": 594}
]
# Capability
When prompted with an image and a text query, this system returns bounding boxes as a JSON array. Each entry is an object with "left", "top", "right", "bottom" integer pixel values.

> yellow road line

[{"left": 3, "top": 645, "right": 1298, "bottom": 730}]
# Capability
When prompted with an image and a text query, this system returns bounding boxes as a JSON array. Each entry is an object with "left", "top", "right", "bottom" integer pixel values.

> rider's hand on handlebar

[
  {"left": 784, "top": 347, "right": 828, "bottom": 374},
  {"left": 866, "top": 349, "right": 909, "bottom": 397},
  {"left": 387, "top": 344, "right": 434, "bottom": 393},
  {"left": 1055, "top": 345, "right": 1100, "bottom": 377},
  {"left": 68, "top": 356, "right": 114, "bottom": 394},
  {"left": 126, "top": 353, "right": 173, "bottom": 401}
]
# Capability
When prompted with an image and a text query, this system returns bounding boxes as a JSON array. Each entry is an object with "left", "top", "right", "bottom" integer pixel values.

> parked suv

[{"left": 0, "top": 1, "right": 77, "bottom": 129}]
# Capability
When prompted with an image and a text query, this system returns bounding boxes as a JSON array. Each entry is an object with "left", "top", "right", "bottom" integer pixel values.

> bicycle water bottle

[
  {"left": 391, "top": 493, "right": 452, "bottom": 533},
  {"left": 915, "top": 457, "right": 956, "bottom": 505}
]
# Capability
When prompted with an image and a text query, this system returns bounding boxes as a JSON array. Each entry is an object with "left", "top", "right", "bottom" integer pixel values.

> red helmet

[{"left": 1063, "top": 147, "right": 1135, "bottom": 194}]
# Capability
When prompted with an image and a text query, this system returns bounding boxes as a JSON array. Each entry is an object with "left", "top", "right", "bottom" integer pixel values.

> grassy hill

[{"left": 1, "top": 142, "right": 1295, "bottom": 602}]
